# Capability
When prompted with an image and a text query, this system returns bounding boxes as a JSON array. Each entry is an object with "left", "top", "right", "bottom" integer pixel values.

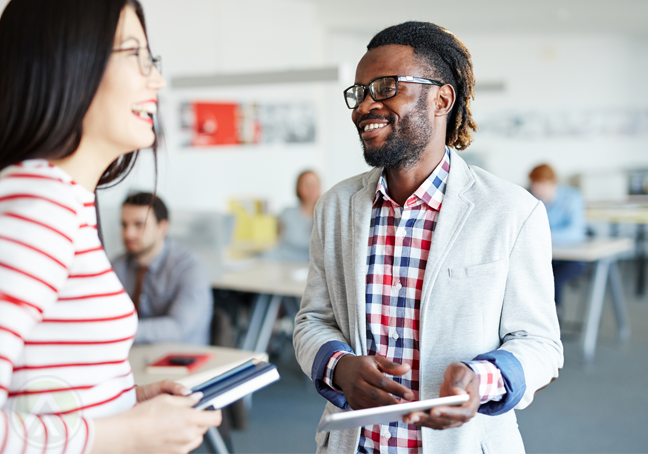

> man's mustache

[{"left": 356, "top": 113, "right": 395, "bottom": 130}]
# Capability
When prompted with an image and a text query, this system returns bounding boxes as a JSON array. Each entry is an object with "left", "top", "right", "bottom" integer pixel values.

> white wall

[
  {"left": 98, "top": 0, "right": 328, "bottom": 215},
  {"left": 465, "top": 33, "right": 648, "bottom": 187},
  {"left": 322, "top": 30, "right": 648, "bottom": 189},
  {"left": 2, "top": 0, "right": 647, "bottom": 211}
]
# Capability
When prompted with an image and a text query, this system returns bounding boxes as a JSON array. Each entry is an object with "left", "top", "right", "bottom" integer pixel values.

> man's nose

[{"left": 356, "top": 92, "right": 383, "bottom": 116}]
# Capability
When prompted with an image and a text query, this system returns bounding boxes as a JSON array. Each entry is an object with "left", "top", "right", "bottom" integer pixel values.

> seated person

[
  {"left": 529, "top": 164, "right": 587, "bottom": 307},
  {"left": 265, "top": 170, "right": 321, "bottom": 263},
  {"left": 112, "top": 192, "right": 213, "bottom": 344}
]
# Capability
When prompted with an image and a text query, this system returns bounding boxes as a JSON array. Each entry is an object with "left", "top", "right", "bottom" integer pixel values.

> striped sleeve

[{"left": 0, "top": 178, "right": 93, "bottom": 453}]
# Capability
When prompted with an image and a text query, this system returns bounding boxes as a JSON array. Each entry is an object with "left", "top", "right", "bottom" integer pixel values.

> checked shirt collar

[{"left": 373, "top": 146, "right": 451, "bottom": 211}]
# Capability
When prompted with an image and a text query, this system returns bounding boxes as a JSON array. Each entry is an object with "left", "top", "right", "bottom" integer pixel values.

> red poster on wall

[{"left": 191, "top": 102, "right": 239, "bottom": 146}]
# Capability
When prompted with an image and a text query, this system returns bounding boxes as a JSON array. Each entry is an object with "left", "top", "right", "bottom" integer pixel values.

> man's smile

[{"left": 358, "top": 118, "right": 391, "bottom": 140}]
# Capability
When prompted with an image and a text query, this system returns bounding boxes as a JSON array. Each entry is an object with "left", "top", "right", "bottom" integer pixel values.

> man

[
  {"left": 529, "top": 163, "right": 587, "bottom": 307},
  {"left": 112, "top": 192, "right": 213, "bottom": 345},
  {"left": 293, "top": 22, "right": 563, "bottom": 453}
]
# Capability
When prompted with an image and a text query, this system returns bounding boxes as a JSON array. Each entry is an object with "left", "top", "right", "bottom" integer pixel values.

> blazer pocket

[{"left": 448, "top": 259, "right": 506, "bottom": 279}]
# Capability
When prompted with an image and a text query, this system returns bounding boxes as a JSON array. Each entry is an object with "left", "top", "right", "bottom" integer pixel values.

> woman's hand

[
  {"left": 136, "top": 379, "right": 192, "bottom": 403},
  {"left": 92, "top": 392, "right": 222, "bottom": 454}
]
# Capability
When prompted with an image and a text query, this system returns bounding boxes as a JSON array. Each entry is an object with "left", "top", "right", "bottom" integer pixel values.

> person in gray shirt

[{"left": 112, "top": 192, "right": 213, "bottom": 345}]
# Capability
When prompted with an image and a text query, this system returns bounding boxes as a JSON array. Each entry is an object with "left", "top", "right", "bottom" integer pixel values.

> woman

[
  {"left": 0, "top": 0, "right": 221, "bottom": 453},
  {"left": 266, "top": 170, "right": 321, "bottom": 263}
]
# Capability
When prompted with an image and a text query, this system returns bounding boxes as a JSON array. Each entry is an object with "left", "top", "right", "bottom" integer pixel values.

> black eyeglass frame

[
  {"left": 343, "top": 75, "right": 444, "bottom": 109},
  {"left": 112, "top": 46, "right": 162, "bottom": 76}
]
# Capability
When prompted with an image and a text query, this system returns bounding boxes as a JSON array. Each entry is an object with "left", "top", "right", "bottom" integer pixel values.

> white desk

[
  {"left": 129, "top": 343, "right": 267, "bottom": 387},
  {"left": 586, "top": 205, "right": 648, "bottom": 296},
  {"left": 129, "top": 343, "right": 267, "bottom": 454},
  {"left": 211, "top": 261, "right": 307, "bottom": 297},
  {"left": 211, "top": 261, "right": 308, "bottom": 354},
  {"left": 211, "top": 243, "right": 636, "bottom": 364},
  {"left": 553, "top": 238, "right": 634, "bottom": 362}
]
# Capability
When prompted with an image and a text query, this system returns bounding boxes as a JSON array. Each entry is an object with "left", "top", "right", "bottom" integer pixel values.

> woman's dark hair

[
  {"left": 368, "top": 21, "right": 478, "bottom": 150},
  {"left": 0, "top": 0, "right": 157, "bottom": 187}
]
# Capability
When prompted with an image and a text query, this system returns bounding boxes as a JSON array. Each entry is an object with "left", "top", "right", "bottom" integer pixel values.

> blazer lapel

[
  {"left": 420, "top": 151, "right": 476, "bottom": 320},
  {"left": 349, "top": 168, "right": 382, "bottom": 356}
]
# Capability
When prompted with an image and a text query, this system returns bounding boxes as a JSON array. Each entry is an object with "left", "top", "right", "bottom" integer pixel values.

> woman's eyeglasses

[
  {"left": 112, "top": 46, "right": 162, "bottom": 76},
  {"left": 343, "top": 75, "right": 444, "bottom": 109}
]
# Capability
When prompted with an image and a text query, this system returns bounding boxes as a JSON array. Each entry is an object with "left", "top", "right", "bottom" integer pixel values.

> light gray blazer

[{"left": 293, "top": 151, "right": 564, "bottom": 453}]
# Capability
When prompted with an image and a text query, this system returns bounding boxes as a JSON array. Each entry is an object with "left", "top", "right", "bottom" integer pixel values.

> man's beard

[
  {"left": 127, "top": 240, "right": 157, "bottom": 258},
  {"left": 360, "top": 94, "right": 433, "bottom": 171}
]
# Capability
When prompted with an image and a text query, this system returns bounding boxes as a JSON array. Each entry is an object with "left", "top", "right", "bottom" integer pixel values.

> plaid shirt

[{"left": 324, "top": 149, "right": 506, "bottom": 453}]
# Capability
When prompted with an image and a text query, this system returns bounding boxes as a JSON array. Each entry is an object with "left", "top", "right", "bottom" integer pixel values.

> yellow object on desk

[{"left": 229, "top": 198, "right": 278, "bottom": 244}]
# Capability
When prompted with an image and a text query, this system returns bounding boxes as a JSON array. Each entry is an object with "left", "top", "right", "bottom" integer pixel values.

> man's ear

[
  {"left": 433, "top": 84, "right": 456, "bottom": 118},
  {"left": 158, "top": 219, "right": 169, "bottom": 238}
]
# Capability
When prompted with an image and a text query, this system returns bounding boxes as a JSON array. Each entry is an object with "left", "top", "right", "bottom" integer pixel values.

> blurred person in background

[
  {"left": 112, "top": 192, "right": 213, "bottom": 345},
  {"left": 529, "top": 164, "right": 587, "bottom": 308},
  {"left": 265, "top": 169, "right": 321, "bottom": 263},
  {"left": 0, "top": 0, "right": 220, "bottom": 452}
]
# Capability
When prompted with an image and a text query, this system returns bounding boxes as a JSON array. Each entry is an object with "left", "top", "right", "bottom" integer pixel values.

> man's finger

[
  {"left": 374, "top": 356, "right": 411, "bottom": 376},
  {"left": 429, "top": 403, "right": 475, "bottom": 422},
  {"left": 413, "top": 412, "right": 464, "bottom": 430},
  {"left": 403, "top": 411, "right": 426, "bottom": 424},
  {"left": 448, "top": 386, "right": 468, "bottom": 396},
  {"left": 403, "top": 411, "right": 457, "bottom": 429},
  {"left": 364, "top": 370, "right": 414, "bottom": 401},
  {"left": 352, "top": 380, "right": 402, "bottom": 408}
]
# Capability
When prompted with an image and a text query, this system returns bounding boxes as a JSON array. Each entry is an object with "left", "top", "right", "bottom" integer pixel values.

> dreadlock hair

[{"left": 367, "top": 21, "right": 478, "bottom": 150}]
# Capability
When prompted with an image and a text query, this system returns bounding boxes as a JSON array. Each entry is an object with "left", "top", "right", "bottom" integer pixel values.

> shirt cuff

[
  {"left": 323, "top": 350, "right": 354, "bottom": 392},
  {"left": 471, "top": 349, "right": 526, "bottom": 416},
  {"left": 463, "top": 360, "right": 506, "bottom": 403},
  {"left": 311, "top": 340, "right": 355, "bottom": 410}
]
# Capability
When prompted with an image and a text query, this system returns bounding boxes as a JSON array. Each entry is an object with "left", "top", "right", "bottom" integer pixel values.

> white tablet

[{"left": 316, "top": 394, "right": 470, "bottom": 432}]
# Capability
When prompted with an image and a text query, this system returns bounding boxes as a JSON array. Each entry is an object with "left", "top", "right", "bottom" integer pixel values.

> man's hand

[
  {"left": 136, "top": 379, "right": 192, "bottom": 403},
  {"left": 403, "top": 362, "right": 480, "bottom": 430},
  {"left": 333, "top": 355, "right": 414, "bottom": 410}
]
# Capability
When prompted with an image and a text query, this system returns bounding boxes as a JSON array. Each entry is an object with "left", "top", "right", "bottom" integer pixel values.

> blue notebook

[{"left": 191, "top": 359, "right": 280, "bottom": 410}]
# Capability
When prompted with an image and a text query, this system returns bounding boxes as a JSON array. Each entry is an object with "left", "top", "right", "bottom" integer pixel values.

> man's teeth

[{"left": 363, "top": 123, "right": 387, "bottom": 132}]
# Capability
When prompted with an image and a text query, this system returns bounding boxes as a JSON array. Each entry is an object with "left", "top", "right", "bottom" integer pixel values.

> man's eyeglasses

[
  {"left": 343, "top": 75, "right": 444, "bottom": 109},
  {"left": 112, "top": 46, "right": 162, "bottom": 76}
]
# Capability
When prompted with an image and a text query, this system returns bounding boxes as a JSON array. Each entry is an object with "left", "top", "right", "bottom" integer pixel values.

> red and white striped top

[{"left": 0, "top": 160, "right": 138, "bottom": 454}]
